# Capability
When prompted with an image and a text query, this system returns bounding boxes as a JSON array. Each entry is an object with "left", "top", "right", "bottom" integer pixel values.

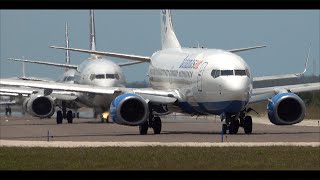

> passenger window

[
  {"left": 235, "top": 70, "right": 246, "bottom": 76},
  {"left": 221, "top": 70, "right": 234, "bottom": 76}
]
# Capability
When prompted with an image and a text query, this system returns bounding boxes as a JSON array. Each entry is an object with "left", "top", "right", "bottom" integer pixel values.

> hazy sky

[{"left": 1, "top": 10, "right": 319, "bottom": 82}]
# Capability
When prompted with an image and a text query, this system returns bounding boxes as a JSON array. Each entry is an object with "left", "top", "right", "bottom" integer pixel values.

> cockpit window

[
  {"left": 234, "top": 70, "right": 246, "bottom": 76},
  {"left": 211, "top": 69, "right": 220, "bottom": 78},
  {"left": 105, "top": 74, "right": 116, "bottom": 79},
  {"left": 90, "top": 73, "right": 120, "bottom": 80},
  {"left": 115, "top": 74, "right": 120, "bottom": 80},
  {"left": 66, "top": 76, "right": 74, "bottom": 81},
  {"left": 245, "top": 68, "right": 250, "bottom": 77},
  {"left": 221, "top": 70, "right": 234, "bottom": 76},
  {"left": 95, "top": 74, "right": 105, "bottom": 79}
]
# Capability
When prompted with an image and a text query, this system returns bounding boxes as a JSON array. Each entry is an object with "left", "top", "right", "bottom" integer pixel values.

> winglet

[{"left": 295, "top": 44, "right": 311, "bottom": 77}]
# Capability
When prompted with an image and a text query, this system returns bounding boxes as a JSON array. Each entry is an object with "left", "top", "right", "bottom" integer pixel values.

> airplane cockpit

[
  {"left": 89, "top": 73, "right": 120, "bottom": 81},
  {"left": 211, "top": 69, "right": 250, "bottom": 79}
]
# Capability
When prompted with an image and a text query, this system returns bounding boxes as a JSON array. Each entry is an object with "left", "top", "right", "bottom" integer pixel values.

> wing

[
  {"left": 250, "top": 82, "right": 320, "bottom": 104},
  {"left": 50, "top": 46, "right": 151, "bottom": 62},
  {"left": 0, "top": 79, "right": 119, "bottom": 95},
  {"left": 18, "top": 76, "right": 53, "bottom": 82},
  {"left": 227, "top": 45, "right": 267, "bottom": 53},
  {"left": 254, "top": 45, "right": 310, "bottom": 82},
  {"left": 0, "top": 100, "right": 17, "bottom": 105},
  {"left": 6, "top": 58, "right": 78, "bottom": 69}
]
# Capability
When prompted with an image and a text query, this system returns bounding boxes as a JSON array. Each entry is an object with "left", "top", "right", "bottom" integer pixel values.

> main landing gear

[
  {"left": 222, "top": 109, "right": 253, "bottom": 134},
  {"left": 139, "top": 112, "right": 162, "bottom": 135},
  {"left": 5, "top": 105, "right": 12, "bottom": 116},
  {"left": 56, "top": 109, "right": 74, "bottom": 124},
  {"left": 56, "top": 101, "right": 75, "bottom": 124}
]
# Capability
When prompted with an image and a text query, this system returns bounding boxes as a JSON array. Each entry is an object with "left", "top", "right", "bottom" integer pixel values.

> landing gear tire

[
  {"left": 67, "top": 110, "right": 73, "bottom": 124},
  {"left": 56, "top": 111, "right": 63, "bottom": 124},
  {"left": 139, "top": 121, "right": 149, "bottom": 135},
  {"left": 152, "top": 117, "right": 162, "bottom": 134},
  {"left": 229, "top": 119, "right": 239, "bottom": 134},
  {"left": 222, "top": 124, "right": 227, "bottom": 134},
  {"left": 243, "top": 116, "right": 252, "bottom": 134},
  {"left": 5, "top": 107, "right": 12, "bottom": 116}
]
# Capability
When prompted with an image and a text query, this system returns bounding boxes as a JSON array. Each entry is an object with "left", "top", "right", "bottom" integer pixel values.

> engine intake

[
  {"left": 267, "top": 92, "right": 306, "bottom": 125},
  {"left": 25, "top": 94, "right": 55, "bottom": 118},
  {"left": 110, "top": 93, "right": 148, "bottom": 126}
]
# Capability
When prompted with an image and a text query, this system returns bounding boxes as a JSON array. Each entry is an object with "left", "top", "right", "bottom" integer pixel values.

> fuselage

[
  {"left": 72, "top": 58, "right": 126, "bottom": 111},
  {"left": 149, "top": 48, "right": 252, "bottom": 115}
]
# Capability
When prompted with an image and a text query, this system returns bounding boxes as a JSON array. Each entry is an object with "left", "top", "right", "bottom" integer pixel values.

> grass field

[{"left": 0, "top": 146, "right": 319, "bottom": 170}]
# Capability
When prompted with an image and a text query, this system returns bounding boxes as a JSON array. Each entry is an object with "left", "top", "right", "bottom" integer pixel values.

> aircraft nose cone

[
  {"left": 226, "top": 77, "right": 248, "bottom": 92},
  {"left": 224, "top": 77, "right": 250, "bottom": 101}
]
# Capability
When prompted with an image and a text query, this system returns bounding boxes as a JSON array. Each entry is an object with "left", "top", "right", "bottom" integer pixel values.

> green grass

[{"left": 0, "top": 147, "right": 319, "bottom": 170}]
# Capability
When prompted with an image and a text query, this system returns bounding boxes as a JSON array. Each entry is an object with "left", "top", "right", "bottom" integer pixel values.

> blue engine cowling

[
  {"left": 110, "top": 93, "right": 149, "bottom": 126},
  {"left": 267, "top": 92, "right": 306, "bottom": 125}
]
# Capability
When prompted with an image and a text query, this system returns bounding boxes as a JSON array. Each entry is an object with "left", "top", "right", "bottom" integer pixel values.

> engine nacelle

[
  {"left": 24, "top": 94, "right": 55, "bottom": 118},
  {"left": 110, "top": 93, "right": 149, "bottom": 126},
  {"left": 267, "top": 92, "right": 306, "bottom": 125}
]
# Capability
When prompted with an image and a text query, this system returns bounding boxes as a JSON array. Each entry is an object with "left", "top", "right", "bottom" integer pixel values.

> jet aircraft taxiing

[{"left": 2, "top": 10, "right": 319, "bottom": 134}]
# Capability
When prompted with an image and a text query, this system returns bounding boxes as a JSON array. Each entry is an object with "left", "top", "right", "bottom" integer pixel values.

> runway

[{"left": 1, "top": 114, "right": 320, "bottom": 146}]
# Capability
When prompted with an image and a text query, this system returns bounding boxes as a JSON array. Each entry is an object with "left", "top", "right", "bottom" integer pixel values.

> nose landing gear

[{"left": 221, "top": 109, "right": 254, "bottom": 134}]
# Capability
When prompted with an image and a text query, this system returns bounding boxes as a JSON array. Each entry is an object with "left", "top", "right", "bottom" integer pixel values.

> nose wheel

[{"left": 222, "top": 113, "right": 253, "bottom": 134}]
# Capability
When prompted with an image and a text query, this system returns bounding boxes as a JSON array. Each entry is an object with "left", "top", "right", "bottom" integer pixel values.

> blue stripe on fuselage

[{"left": 178, "top": 100, "right": 247, "bottom": 115}]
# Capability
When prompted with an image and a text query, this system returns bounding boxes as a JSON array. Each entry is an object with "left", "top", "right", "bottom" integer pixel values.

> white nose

[
  {"left": 224, "top": 77, "right": 250, "bottom": 100},
  {"left": 226, "top": 77, "right": 248, "bottom": 92}
]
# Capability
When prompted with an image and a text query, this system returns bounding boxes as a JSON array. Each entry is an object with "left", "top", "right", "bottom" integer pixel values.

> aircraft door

[{"left": 197, "top": 62, "right": 208, "bottom": 92}]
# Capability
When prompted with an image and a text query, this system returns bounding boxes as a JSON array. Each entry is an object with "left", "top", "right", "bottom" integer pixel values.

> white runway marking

[{"left": 1, "top": 140, "right": 319, "bottom": 148}]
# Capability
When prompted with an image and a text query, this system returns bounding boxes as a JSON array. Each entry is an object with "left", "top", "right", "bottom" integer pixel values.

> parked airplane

[
  {"left": 42, "top": 10, "right": 319, "bottom": 135},
  {"left": 3, "top": 10, "right": 143, "bottom": 124}
]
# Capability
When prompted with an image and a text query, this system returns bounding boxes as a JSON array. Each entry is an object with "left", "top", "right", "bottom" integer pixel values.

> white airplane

[
  {"left": 1, "top": 22, "right": 81, "bottom": 120},
  {"left": 3, "top": 10, "right": 143, "bottom": 124},
  {"left": 2, "top": 10, "right": 319, "bottom": 135}
]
